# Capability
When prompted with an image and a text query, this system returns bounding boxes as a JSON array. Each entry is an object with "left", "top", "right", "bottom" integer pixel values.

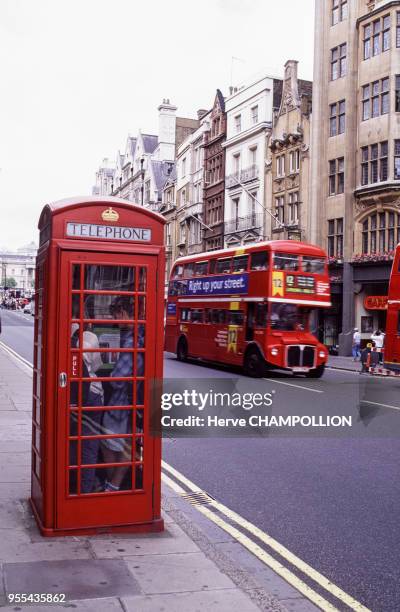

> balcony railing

[
  {"left": 224, "top": 212, "right": 264, "bottom": 235},
  {"left": 226, "top": 165, "right": 259, "bottom": 188},
  {"left": 240, "top": 164, "right": 259, "bottom": 183}
]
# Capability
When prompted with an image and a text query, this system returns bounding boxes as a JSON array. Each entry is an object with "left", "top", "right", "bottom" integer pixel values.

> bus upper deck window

[
  {"left": 250, "top": 252, "right": 268, "bottom": 270},
  {"left": 184, "top": 263, "right": 195, "bottom": 278},
  {"left": 302, "top": 256, "right": 325, "bottom": 274},
  {"left": 216, "top": 258, "right": 232, "bottom": 274},
  {"left": 195, "top": 261, "right": 208, "bottom": 276},
  {"left": 209, "top": 260, "right": 216, "bottom": 274},
  {"left": 232, "top": 255, "right": 248, "bottom": 273},
  {"left": 173, "top": 265, "right": 184, "bottom": 279},
  {"left": 274, "top": 253, "right": 299, "bottom": 271}
]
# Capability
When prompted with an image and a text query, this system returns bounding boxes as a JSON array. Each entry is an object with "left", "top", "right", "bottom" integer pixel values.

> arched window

[{"left": 361, "top": 210, "right": 400, "bottom": 254}]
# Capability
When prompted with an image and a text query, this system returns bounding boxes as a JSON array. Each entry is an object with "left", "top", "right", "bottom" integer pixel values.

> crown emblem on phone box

[{"left": 101, "top": 207, "right": 119, "bottom": 222}]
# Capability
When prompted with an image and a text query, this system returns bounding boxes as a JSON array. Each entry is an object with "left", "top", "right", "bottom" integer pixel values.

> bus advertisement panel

[{"left": 165, "top": 241, "right": 331, "bottom": 378}]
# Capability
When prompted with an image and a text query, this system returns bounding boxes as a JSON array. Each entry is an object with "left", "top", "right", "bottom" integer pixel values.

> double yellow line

[{"left": 162, "top": 460, "right": 370, "bottom": 612}]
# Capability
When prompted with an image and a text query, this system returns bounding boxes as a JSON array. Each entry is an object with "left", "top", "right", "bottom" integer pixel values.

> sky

[{"left": 0, "top": 0, "right": 315, "bottom": 250}]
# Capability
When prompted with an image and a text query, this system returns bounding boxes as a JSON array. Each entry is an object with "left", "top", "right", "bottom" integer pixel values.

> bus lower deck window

[
  {"left": 250, "top": 252, "right": 268, "bottom": 270},
  {"left": 191, "top": 309, "right": 204, "bottom": 323},
  {"left": 180, "top": 308, "right": 191, "bottom": 321},
  {"left": 228, "top": 311, "right": 244, "bottom": 325}
]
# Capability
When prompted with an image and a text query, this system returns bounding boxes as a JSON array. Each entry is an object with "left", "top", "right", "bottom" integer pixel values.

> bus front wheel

[
  {"left": 244, "top": 348, "right": 265, "bottom": 378},
  {"left": 177, "top": 337, "right": 188, "bottom": 362},
  {"left": 306, "top": 364, "right": 325, "bottom": 378}
]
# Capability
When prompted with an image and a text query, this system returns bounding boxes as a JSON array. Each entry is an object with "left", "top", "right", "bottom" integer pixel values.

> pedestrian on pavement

[
  {"left": 371, "top": 329, "right": 384, "bottom": 362},
  {"left": 360, "top": 342, "right": 372, "bottom": 373},
  {"left": 352, "top": 328, "right": 361, "bottom": 361}
]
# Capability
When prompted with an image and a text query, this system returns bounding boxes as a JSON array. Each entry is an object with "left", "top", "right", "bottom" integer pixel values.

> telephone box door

[{"left": 56, "top": 250, "right": 158, "bottom": 530}]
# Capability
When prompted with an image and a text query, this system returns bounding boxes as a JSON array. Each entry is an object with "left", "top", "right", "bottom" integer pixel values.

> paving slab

[
  {"left": 0, "top": 530, "right": 92, "bottom": 562},
  {"left": 3, "top": 559, "right": 140, "bottom": 602},
  {"left": 0, "top": 441, "right": 30, "bottom": 453},
  {"left": 0, "top": 500, "right": 31, "bottom": 529},
  {"left": 90, "top": 523, "right": 199, "bottom": 558},
  {"left": 0, "top": 464, "right": 30, "bottom": 482},
  {"left": 0, "top": 482, "right": 30, "bottom": 500},
  {"left": 123, "top": 588, "right": 261, "bottom": 611},
  {"left": 125, "top": 551, "right": 235, "bottom": 594}
]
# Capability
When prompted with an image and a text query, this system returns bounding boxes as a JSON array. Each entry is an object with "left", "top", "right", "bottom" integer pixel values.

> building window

[
  {"left": 179, "top": 222, "right": 186, "bottom": 243},
  {"left": 380, "top": 141, "right": 388, "bottom": 181},
  {"left": 327, "top": 218, "right": 343, "bottom": 257},
  {"left": 329, "top": 100, "right": 345, "bottom": 136},
  {"left": 395, "top": 76, "right": 400, "bottom": 112},
  {"left": 251, "top": 105, "right": 258, "bottom": 124},
  {"left": 289, "top": 149, "right": 300, "bottom": 173},
  {"left": 276, "top": 154, "right": 285, "bottom": 177},
  {"left": 182, "top": 158, "right": 186, "bottom": 177},
  {"left": 288, "top": 192, "right": 299, "bottom": 224},
  {"left": 397, "top": 12, "right": 400, "bottom": 47},
  {"left": 234, "top": 114, "right": 241, "bottom": 133},
  {"left": 274, "top": 196, "right": 285, "bottom": 227},
  {"left": 361, "top": 142, "right": 388, "bottom": 185},
  {"left": 330, "top": 43, "right": 346, "bottom": 80},
  {"left": 363, "top": 15, "right": 390, "bottom": 59},
  {"left": 331, "top": 0, "right": 347, "bottom": 25},
  {"left": 328, "top": 158, "right": 344, "bottom": 195},
  {"left": 394, "top": 139, "right": 400, "bottom": 179},
  {"left": 165, "top": 223, "right": 171, "bottom": 246},
  {"left": 362, "top": 78, "right": 389, "bottom": 120},
  {"left": 233, "top": 153, "right": 240, "bottom": 176},
  {"left": 361, "top": 211, "right": 399, "bottom": 253},
  {"left": 249, "top": 146, "right": 257, "bottom": 166},
  {"left": 144, "top": 179, "right": 151, "bottom": 204}
]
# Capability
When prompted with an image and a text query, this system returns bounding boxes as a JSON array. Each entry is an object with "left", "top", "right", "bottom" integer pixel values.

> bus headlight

[
  {"left": 271, "top": 347, "right": 279, "bottom": 356},
  {"left": 318, "top": 350, "right": 326, "bottom": 358}
]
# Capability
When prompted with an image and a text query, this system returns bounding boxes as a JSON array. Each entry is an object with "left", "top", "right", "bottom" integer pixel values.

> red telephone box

[{"left": 30, "top": 196, "right": 165, "bottom": 536}]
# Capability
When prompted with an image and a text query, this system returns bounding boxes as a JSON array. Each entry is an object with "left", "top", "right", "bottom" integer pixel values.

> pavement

[
  {"left": 0, "top": 343, "right": 298, "bottom": 612},
  {"left": 327, "top": 355, "right": 360, "bottom": 372}
]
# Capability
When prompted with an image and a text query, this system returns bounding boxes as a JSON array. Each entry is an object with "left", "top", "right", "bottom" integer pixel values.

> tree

[{"left": 4, "top": 277, "right": 17, "bottom": 288}]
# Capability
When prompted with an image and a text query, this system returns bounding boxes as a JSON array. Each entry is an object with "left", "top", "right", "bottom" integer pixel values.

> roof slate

[{"left": 142, "top": 134, "right": 158, "bottom": 153}]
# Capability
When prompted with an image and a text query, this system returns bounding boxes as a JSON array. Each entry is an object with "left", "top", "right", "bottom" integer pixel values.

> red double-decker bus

[
  {"left": 381, "top": 245, "right": 400, "bottom": 373},
  {"left": 165, "top": 240, "right": 331, "bottom": 377}
]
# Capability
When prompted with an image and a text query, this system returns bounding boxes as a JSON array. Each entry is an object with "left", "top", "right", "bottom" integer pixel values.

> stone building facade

[
  {"left": 93, "top": 100, "right": 198, "bottom": 212},
  {"left": 175, "top": 110, "right": 210, "bottom": 258},
  {"left": 265, "top": 61, "right": 312, "bottom": 245},
  {"left": 203, "top": 90, "right": 226, "bottom": 251},
  {"left": 223, "top": 76, "right": 282, "bottom": 247},
  {"left": 311, "top": 0, "right": 400, "bottom": 353}
]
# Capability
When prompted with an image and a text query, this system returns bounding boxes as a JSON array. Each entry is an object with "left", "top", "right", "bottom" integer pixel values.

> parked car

[{"left": 23, "top": 303, "right": 32, "bottom": 315}]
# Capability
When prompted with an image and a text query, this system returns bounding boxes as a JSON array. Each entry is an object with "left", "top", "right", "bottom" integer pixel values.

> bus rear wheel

[
  {"left": 244, "top": 348, "right": 265, "bottom": 378},
  {"left": 306, "top": 364, "right": 325, "bottom": 378},
  {"left": 177, "top": 337, "right": 188, "bottom": 362}
]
